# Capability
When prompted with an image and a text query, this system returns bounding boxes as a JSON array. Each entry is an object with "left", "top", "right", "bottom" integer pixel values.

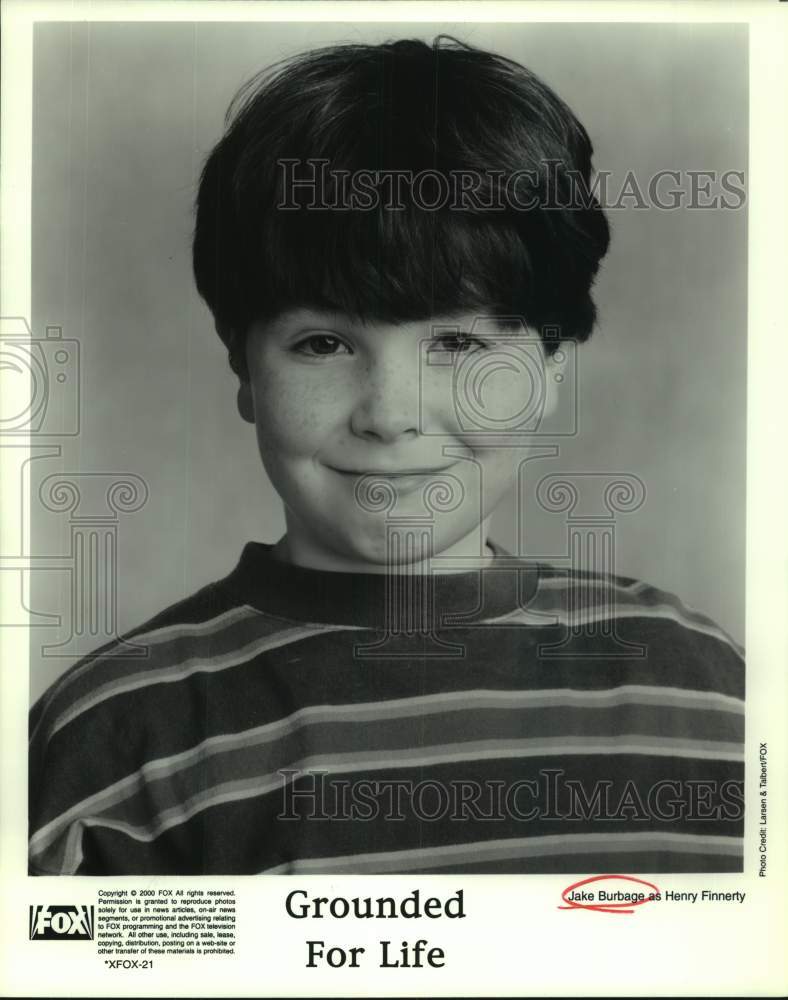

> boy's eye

[
  {"left": 428, "top": 333, "right": 487, "bottom": 354},
  {"left": 292, "top": 334, "right": 351, "bottom": 357}
]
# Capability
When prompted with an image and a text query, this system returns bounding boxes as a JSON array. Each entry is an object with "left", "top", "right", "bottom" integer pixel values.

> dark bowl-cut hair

[{"left": 192, "top": 36, "right": 610, "bottom": 378}]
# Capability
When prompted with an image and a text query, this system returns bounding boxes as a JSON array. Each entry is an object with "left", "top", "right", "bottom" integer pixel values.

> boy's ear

[
  {"left": 236, "top": 382, "right": 255, "bottom": 424},
  {"left": 215, "top": 319, "right": 254, "bottom": 422},
  {"left": 541, "top": 349, "right": 563, "bottom": 421}
]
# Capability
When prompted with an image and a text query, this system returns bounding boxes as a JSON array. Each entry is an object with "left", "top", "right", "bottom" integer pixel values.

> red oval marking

[{"left": 558, "top": 874, "right": 661, "bottom": 914}]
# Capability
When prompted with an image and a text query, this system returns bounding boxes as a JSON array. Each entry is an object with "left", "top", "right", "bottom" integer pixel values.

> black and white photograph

[
  {"left": 2, "top": 1, "right": 786, "bottom": 996},
  {"left": 24, "top": 18, "right": 748, "bottom": 876}
]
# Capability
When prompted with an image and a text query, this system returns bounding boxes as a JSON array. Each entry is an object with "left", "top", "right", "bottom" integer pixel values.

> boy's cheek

[
  {"left": 439, "top": 366, "right": 542, "bottom": 436},
  {"left": 470, "top": 450, "right": 523, "bottom": 504},
  {"left": 250, "top": 444, "right": 317, "bottom": 510},
  {"left": 474, "top": 368, "right": 541, "bottom": 421},
  {"left": 250, "top": 385, "right": 332, "bottom": 452}
]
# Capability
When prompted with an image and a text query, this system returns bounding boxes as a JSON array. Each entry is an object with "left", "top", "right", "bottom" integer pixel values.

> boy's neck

[{"left": 270, "top": 534, "right": 497, "bottom": 574}]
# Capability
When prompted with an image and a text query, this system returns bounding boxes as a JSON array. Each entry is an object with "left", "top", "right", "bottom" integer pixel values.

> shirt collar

[{"left": 220, "top": 539, "right": 534, "bottom": 629}]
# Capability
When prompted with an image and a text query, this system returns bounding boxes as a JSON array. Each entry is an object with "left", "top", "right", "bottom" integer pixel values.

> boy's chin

[{"left": 339, "top": 536, "right": 435, "bottom": 569}]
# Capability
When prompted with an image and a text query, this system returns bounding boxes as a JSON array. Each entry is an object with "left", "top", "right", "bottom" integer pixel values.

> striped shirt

[{"left": 29, "top": 540, "right": 744, "bottom": 875}]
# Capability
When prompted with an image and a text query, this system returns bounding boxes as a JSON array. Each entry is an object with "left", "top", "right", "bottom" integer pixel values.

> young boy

[{"left": 29, "top": 37, "right": 744, "bottom": 875}]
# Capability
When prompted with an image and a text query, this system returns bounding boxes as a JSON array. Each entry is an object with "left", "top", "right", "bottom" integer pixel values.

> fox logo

[{"left": 29, "top": 905, "right": 94, "bottom": 940}]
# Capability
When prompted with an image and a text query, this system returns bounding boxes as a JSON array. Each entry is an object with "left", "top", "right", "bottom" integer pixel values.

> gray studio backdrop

[{"left": 29, "top": 21, "right": 747, "bottom": 700}]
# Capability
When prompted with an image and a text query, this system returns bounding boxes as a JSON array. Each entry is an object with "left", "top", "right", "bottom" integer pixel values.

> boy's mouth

[{"left": 329, "top": 464, "right": 459, "bottom": 494}]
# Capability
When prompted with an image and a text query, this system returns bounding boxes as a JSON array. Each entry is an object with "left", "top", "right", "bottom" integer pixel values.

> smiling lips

[
  {"left": 332, "top": 466, "right": 455, "bottom": 476},
  {"left": 331, "top": 465, "right": 458, "bottom": 494}
]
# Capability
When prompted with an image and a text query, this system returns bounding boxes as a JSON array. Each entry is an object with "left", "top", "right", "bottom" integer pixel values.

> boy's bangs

[
  {"left": 252, "top": 201, "right": 532, "bottom": 327},
  {"left": 193, "top": 38, "right": 610, "bottom": 372}
]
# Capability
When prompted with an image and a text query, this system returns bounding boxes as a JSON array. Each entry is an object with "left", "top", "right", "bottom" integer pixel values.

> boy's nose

[{"left": 350, "top": 358, "right": 420, "bottom": 443}]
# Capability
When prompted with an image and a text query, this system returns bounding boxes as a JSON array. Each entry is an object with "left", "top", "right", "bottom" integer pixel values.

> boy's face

[{"left": 239, "top": 309, "right": 558, "bottom": 572}]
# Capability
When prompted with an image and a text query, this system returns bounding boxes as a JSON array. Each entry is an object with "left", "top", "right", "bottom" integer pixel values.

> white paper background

[{"left": 2, "top": 2, "right": 786, "bottom": 997}]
